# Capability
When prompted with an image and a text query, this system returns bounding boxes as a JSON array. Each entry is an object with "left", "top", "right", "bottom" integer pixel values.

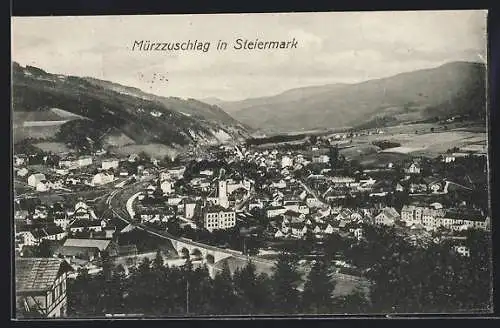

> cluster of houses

[
  {"left": 14, "top": 151, "right": 169, "bottom": 193},
  {"left": 14, "top": 200, "right": 116, "bottom": 255},
  {"left": 265, "top": 199, "right": 490, "bottom": 244},
  {"left": 136, "top": 165, "right": 252, "bottom": 234}
]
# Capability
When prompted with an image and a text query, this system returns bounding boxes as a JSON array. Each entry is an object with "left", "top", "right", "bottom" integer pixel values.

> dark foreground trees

[
  {"left": 67, "top": 226, "right": 491, "bottom": 317},
  {"left": 67, "top": 251, "right": 343, "bottom": 316}
]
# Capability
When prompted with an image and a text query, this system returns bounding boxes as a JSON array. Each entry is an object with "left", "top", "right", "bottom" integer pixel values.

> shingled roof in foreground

[{"left": 16, "top": 258, "right": 72, "bottom": 293}]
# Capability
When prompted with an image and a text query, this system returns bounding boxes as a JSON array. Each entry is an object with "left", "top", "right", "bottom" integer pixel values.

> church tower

[{"left": 218, "top": 180, "right": 229, "bottom": 208}]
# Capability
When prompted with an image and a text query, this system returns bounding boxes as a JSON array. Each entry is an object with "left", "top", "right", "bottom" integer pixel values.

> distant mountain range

[
  {"left": 213, "top": 61, "right": 486, "bottom": 133},
  {"left": 12, "top": 62, "right": 249, "bottom": 150}
]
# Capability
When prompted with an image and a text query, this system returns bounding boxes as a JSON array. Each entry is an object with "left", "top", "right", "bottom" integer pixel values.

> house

[
  {"left": 312, "top": 225, "right": 323, "bottom": 235},
  {"left": 374, "top": 207, "right": 400, "bottom": 226},
  {"left": 53, "top": 215, "right": 70, "bottom": 230},
  {"left": 335, "top": 208, "right": 353, "bottom": 221},
  {"left": 404, "top": 162, "right": 421, "bottom": 175},
  {"left": 101, "top": 158, "right": 119, "bottom": 170},
  {"left": 56, "top": 238, "right": 116, "bottom": 262},
  {"left": 199, "top": 169, "right": 214, "bottom": 176},
  {"left": 312, "top": 155, "right": 330, "bottom": 164},
  {"left": 15, "top": 210, "right": 30, "bottom": 222},
  {"left": 409, "top": 183, "right": 427, "bottom": 194},
  {"left": 160, "top": 179, "right": 175, "bottom": 195},
  {"left": 17, "top": 167, "right": 29, "bottom": 177},
  {"left": 28, "top": 173, "right": 46, "bottom": 188},
  {"left": 184, "top": 200, "right": 198, "bottom": 219},
  {"left": 128, "top": 153, "right": 140, "bottom": 163},
  {"left": 70, "top": 206, "right": 97, "bottom": 221},
  {"left": 330, "top": 176, "right": 356, "bottom": 186},
  {"left": 401, "top": 205, "right": 422, "bottom": 226},
  {"left": 285, "top": 202, "right": 310, "bottom": 215},
  {"left": 59, "top": 158, "right": 76, "bottom": 169},
  {"left": 33, "top": 206, "right": 48, "bottom": 220},
  {"left": 266, "top": 206, "right": 287, "bottom": 218},
  {"left": 16, "top": 258, "right": 73, "bottom": 318},
  {"left": 283, "top": 210, "right": 305, "bottom": 222},
  {"left": 424, "top": 178, "right": 445, "bottom": 193},
  {"left": 74, "top": 201, "right": 88, "bottom": 212},
  {"left": 167, "top": 166, "right": 186, "bottom": 179},
  {"left": 443, "top": 155, "right": 456, "bottom": 163},
  {"left": 203, "top": 205, "right": 236, "bottom": 232},
  {"left": 77, "top": 156, "right": 93, "bottom": 167},
  {"left": 305, "top": 196, "right": 323, "bottom": 208},
  {"left": 350, "top": 212, "right": 364, "bottom": 222},
  {"left": 442, "top": 211, "right": 490, "bottom": 231},
  {"left": 49, "top": 179, "right": 64, "bottom": 190},
  {"left": 35, "top": 180, "right": 50, "bottom": 192},
  {"left": 15, "top": 231, "right": 38, "bottom": 248},
  {"left": 68, "top": 219, "right": 106, "bottom": 233},
  {"left": 103, "top": 225, "right": 117, "bottom": 239},
  {"left": 14, "top": 154, "right": 27, "bottom": 166},
  {"left": 274, "top": 229, "right": 286, "bottom": 238},
  {"left": 145, "top": 184, "right": 157, "bottom": 196},
  {"left": 31, "top": 226, "right": 67, "bottom": 243},
  {"left": 248, "top": 200, "right": 264, "bottom": 211},
  {"left": 91, "top": 172, "right": 114, "bottom": 186},
  {"left": 271, "top": 179, "right": 287, "bottom": 189},
  {"left": 353, "top": 228, "right": 363, "bottom": 240},
  {"left": 453, "top": 245, "right": 471, "bottom": 257},
  {"left": 281, "top": 156, "right": 293, "bottom": 168},
  {"left": 290, "top": 222, "right": 308, "bottom": 238}
]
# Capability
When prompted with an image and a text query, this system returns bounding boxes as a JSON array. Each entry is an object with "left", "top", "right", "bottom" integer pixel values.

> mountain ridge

[
  {"left": 12, "top": 62, "right": 249, "bottom": 152},
  {"left": 213, "top": 61, "right": 486, "bottom": 133}
]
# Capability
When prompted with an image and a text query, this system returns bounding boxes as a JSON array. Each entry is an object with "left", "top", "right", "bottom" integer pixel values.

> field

[
  {"left": 13, "top": 126, "right": 61, "bottom": 142},
  {"left": 331, "top": 273, "right": 370, "bottom": 297},
  {"left": 103, "top": 133, "right": 136, "bottom": 147},
  {"left": 353, "top": 122, "right": 487, "bottom": 158},
  {"left": 13, "top": 108, "right": 89, "bottom": 142},
  {"left": 358, "top": 152, "right": 411, "bottom": 168},
  {"left": 33, "top": 142, "right": 71, "bottom": 154},
  {"left": 339, "top": 144, "right": 381, "bottom": 161},
  {"left": 109, "top": 143, "right": 181, "bottom": 159}
]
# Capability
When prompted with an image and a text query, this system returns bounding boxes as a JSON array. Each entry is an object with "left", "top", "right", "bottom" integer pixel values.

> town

[{"left": 13, "top": 125, "right": 491, "bottom": 317}]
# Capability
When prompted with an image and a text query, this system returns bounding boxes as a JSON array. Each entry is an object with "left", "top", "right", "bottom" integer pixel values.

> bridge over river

[{"left": 108, "top": 182, "right": 276, "bottom": 275}]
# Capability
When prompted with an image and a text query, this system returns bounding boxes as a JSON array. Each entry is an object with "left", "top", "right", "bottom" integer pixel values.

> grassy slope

[{"left": 12, "top": 63, "right": 248, "bottom": 149}]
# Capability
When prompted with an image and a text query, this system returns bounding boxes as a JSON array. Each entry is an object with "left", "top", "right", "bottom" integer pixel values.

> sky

[{"left": 12, "top": 11, "right": 487, "bottom": 101}]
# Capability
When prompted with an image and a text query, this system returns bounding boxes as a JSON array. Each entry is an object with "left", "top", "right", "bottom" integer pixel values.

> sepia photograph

[{"left": 11, "top": 10, "right": 491, "bottom": 319}]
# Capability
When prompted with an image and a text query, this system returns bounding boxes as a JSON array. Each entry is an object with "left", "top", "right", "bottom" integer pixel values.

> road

[
  {"left": 235, "top": 188, "right": 253, "bottom": 211},
  {"left": 298, "top": 179, "right": 328, "bottom": 207}
]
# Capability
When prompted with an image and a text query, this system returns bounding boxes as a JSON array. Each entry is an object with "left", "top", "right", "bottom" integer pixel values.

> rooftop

[
  {"left": 63, "top": 238, "right": 111, "bottom": 251},
  {"left": 16, "top": 258, "right": 73, "bottom": 293}
]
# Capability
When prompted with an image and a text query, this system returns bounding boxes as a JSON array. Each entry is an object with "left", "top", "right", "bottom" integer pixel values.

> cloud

[{"left": 12, "top": 11, "right": 487, "bottom": 100}]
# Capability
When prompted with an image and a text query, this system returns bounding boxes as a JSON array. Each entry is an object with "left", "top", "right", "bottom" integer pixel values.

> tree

[
  {"left": 332, "top": 286, "right": 370, "bottom": 314},
  {"left": 101, "top": 250, "right": 113, "bottom": 281},
  {"left": 270, "top": 252, "right": 302, "bottom": 314},
  {"left": 328, "top": 146, "right": 339, "bottom": 169},
  {"left": 152, "top": 249, "right": 164, "bottom": 270},
  {"left": 100, "top": 265, "right": 127, "bottom": 314},
  {"left": 210, "top": 261, "right": 238, "bottom": 314},
  {"left": 233, "top": 261, "right": 272, "bottom": 314},
  {"left": 301, "top": 260, "right": 336, "bottom": 313}
]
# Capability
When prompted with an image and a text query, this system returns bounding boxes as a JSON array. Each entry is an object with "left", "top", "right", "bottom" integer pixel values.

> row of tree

[
  {"left": 67, "top": 251, "right": 368, "bottom": 317},
  {"left": 66, "top": 225, "right": 491, "bottom": 317}
]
